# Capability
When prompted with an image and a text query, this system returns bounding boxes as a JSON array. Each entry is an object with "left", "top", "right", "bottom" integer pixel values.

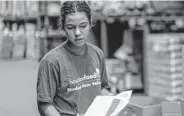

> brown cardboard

[
  {"left": 118, "top": 96, "right": 163, "bottom": 116},
  {"left": 179, "top": 98, "right": 184, "bottom": 116},
  {"left": 162, "top": 101, "right": 181, "bottom": 116},
  {"left": 162, "top": 114, "right": 181, "bottom": 116}
]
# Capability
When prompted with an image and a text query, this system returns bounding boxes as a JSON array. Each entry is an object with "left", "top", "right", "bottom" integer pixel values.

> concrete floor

[{"left": 0, "top": 59, "right": 40, "bottom": 116}]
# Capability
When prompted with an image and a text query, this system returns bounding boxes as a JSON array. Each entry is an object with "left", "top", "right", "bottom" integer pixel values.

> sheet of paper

[
  {"left": 84, "top": 90, "right": 132, "bottom": 116},
  {"left": 110, "top": 99, "right": 130, "bottom": 116},
  {"left": 110, "top": 90, "right": 132, "bottom": 116},
  {"left": 116, "top": 90, "right": 132, "bottom": 100},
  {"left": 84, "top": 96, "right": 115, "bottom": 116}
]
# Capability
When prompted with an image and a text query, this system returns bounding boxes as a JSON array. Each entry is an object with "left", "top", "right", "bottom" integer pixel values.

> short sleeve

[
  {"left": 37, "top": 60, "right": 59, "bottom": 103},
  {"left": 100, "top": 55, "right": 110, "bottom": 89}
]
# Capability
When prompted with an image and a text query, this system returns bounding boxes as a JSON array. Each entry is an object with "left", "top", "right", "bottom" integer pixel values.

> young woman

[{"left": 37, "top": 1, "right": 110, "bottom": 116}]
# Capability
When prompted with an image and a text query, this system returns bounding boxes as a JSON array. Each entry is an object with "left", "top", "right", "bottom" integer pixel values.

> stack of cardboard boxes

[
  {"left": 146, "top": 34, "right": 184, "bottom": 101},
  {"left": 116, "top": 34, "right": 184, "bottom": 116}
]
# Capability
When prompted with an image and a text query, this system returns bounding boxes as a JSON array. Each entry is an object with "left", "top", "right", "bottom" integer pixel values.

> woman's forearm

[{"left": 38, "top": 102, "right": 61, "bottom": 116}]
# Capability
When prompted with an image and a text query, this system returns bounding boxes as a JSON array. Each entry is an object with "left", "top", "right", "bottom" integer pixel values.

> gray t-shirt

[{"left": 37, "top": 42, "right": 109, "bottom": 116}]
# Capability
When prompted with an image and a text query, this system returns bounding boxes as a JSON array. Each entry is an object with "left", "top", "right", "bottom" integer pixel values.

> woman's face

[{"left": 64, "top": 12, "right": 91, "bottom": 47}]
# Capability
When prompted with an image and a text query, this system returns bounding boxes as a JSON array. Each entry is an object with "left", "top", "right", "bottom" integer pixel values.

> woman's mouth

[{"left": 75, "top": 38, "right": 84, "bottom": 42}]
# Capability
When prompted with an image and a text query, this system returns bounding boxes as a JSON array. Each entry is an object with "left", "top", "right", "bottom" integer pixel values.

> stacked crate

[
  {"left": 146, "top": 34, "right": 184, "bottom": 101},
  {"left": 105, "top": 59, "right": 127, "bottom": 94}
]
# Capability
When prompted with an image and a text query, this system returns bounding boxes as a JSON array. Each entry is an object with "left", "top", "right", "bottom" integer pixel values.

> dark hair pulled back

[{"left": 59, "top": 1, "right": 92, "bottom": 29}]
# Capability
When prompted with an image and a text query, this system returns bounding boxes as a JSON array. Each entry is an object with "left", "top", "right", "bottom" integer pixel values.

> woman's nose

[{"left": 75, "top": 28, "right": 81, "bottom": 37}]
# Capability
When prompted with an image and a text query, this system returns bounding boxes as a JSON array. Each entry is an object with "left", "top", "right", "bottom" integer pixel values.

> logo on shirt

[
  {"left": 69, "top": 68, "right": 100, "bottom": 85},
  {"left": 67, "top": 68, "right": 101, "bottom": 92}
]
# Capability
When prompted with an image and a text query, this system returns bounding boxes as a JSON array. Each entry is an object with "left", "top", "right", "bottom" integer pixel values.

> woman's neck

[{"left": 65, "top": 41, "right": 87, "bottom": 55}]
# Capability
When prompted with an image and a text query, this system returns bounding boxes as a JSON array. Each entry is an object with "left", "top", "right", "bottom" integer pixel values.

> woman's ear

[{"left": 91, "top": 18, "right": 96, "bottom": 27}]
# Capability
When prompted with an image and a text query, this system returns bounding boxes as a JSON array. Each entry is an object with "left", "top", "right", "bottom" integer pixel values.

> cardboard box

[
  {"left": 119, "top": 96, "right": 163, "bottom": 116},
  {"left": 147, "top": 82, "right": 182, "bottom": 94},
  {"left": 162, "top": 101, "right": 181, "bottom": 116},
  {"left": 147, "top": 90, "right": 180, "bottom": 101},
  {"left": 179, "top": 98, "right": 184, "bottom": 116}
]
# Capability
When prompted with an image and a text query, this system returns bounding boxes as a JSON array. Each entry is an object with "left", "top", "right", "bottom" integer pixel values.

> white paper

[
  {"left": 84, "top": 96, "right": 116, "bottom": 116},
  {"left": 84, "top": 90, "right": 132, "bottom": 116},
  {"left": 116, "top": 90, "right": 132, "bottom": 100},
  {"left": 111, "top": 90, "right": 132, "bottom": 116},
  {"left": 110, "top": 99, "right": 130, "bottom": 116}
]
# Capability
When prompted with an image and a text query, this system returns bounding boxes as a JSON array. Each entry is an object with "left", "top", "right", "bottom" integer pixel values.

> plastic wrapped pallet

[
  {"left": 26, "top": 23, "right": 40, "bottom": 60},
  {"left": 182, "top": 46, "right": 184, "bottom": 98},
  {"left": 12, "top": 24, "right": 25, "bottom": 60},
  {"left": 0, "top": 18, "right": 4, "bottom": 56},
  {"left": 146, "top": 34, "right": 184, "bottom": 101},
  {"left": 148, "top": 90, "right": 180, "bottom": 101},
  {"left": 0, "top": 26, "right": 13, "bottom": 59}
]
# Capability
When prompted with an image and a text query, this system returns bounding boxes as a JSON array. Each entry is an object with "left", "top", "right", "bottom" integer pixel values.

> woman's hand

[
  {"left": 101, "top": 88, "right": 114, "bottom": 96},
  {"left": 77, "top": 113, "right": 84, "bottom": 116}
]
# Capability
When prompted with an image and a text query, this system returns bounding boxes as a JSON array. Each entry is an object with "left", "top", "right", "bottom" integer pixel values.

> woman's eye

[
  {"left": 80, "top": 26, "right": 86, "bottom": 28},
  {"left": 67, "top": 26, "right": 74, "bottom": 30},
  {"left": 80, "top": 24, "right": 87, "bottom": 28}
]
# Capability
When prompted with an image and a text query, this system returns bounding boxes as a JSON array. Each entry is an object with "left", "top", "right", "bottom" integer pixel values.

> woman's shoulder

[
  {"left": 87, "top": 42, "right": 105, "bottom": 58},
  {"left": 40, "top": 43, "right": 66, "bottom": 64}
]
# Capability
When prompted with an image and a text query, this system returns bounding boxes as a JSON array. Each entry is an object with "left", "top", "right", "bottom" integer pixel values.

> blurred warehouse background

[{"left": 1, "top": 1, "right": 184, "bottom": 116}]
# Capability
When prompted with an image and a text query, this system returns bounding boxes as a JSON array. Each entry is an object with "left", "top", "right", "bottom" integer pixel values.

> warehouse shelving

[{"left": 1, "top": 1, "right": 184, "bottom": 96}]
